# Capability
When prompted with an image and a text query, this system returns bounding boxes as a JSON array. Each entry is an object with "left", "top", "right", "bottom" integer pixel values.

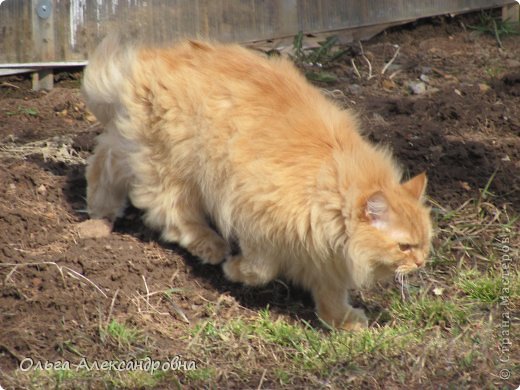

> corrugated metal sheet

[{"left": 0, "top": 0, "right": 514, "bottom": 65}]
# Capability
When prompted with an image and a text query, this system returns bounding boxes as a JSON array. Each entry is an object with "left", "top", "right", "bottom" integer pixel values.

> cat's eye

[{"left": 398, "top": 243, "right": 412, "bottom": 252}]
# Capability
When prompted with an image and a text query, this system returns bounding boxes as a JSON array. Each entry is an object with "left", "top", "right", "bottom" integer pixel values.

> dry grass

[
  {"left": 1, "top": 261, "right": 109, "bottom": 299},
  {"left": 0, "top": 136, "right": 85, "bottom": 165}
]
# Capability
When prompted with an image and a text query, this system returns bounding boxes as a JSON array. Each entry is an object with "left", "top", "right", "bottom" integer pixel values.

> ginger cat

[{"left": 83, "top": 36, "right": 432, "bottom": 330}]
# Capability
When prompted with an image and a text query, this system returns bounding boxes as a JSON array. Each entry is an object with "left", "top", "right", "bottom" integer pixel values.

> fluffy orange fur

[{"left": 83, "top": 36, "right": 432, "bottom": 330}]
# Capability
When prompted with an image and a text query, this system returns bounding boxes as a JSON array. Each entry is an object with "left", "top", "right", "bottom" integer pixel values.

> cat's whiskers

[{"left": 395, "top": 268, "right": 410, "bottom": 301}]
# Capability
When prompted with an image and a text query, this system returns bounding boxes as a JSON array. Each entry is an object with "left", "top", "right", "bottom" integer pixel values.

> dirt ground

[{"left": 0, "top": 13, "right": 519, "bottom": 388}]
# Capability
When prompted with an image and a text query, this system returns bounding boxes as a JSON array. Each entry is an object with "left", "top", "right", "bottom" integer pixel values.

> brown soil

[{"left": 0, "top": 14, "right": 519, "bottom": 388}]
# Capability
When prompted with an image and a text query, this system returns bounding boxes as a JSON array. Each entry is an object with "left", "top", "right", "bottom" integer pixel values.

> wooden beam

[
  {"left": 0, "top": 61, "right": 88, "bottom": 68},
  {"left": 502, "top": 2, "right": 520, "bottom": 23}
]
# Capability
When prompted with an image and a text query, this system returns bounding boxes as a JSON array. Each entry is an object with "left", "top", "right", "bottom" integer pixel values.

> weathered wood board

[{"left": 0, "top": 0, "right": 515, "bottom": 65}]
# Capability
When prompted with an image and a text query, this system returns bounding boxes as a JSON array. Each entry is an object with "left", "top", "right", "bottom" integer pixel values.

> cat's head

[{"left": 347, "top": 173, "right": 432, "bottom": 287}]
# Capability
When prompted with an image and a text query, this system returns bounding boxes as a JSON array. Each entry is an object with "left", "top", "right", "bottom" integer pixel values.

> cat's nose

[{"left": 415, "top": 257, "right": 425, "bottom": 267}]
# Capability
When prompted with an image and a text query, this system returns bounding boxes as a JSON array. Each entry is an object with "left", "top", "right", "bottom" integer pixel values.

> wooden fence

[{"left": 0, "top": 0, "right": 516, "bottom": 89}]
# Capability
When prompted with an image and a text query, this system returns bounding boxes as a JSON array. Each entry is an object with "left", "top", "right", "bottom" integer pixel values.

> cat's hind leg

[
  {"left": 130, "top": 173, "right": 229, "bottom": 265},
  {"left": 222, "top": 242, "right": 280, "bottom": 286},
  {"left": 86, "top": 131, "right": 132, "bottom": 222},
  {"left": 176, "top": 214, "right": 230, "bottom": 265}
]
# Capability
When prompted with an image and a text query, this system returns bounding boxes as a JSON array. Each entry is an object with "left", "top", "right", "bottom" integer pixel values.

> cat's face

[{"left": 349, "top": 173, "right": 432, "bottom": 285}]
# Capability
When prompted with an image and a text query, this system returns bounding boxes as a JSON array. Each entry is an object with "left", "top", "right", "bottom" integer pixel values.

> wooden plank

[
  {"left": 0, "top": 61, "right": 88, "bottom": 68},
  {"left": 0, "top": 0, "right": 515, "bottom": 66},
  {"left": 502, "top": 3, "right": 520, "bottom": 23},
  {"left": 0, "top": 1, "right": 32, "bottom": 63},
  {"left": 0, "top": 68, "right": 37, "bottom": 77}
]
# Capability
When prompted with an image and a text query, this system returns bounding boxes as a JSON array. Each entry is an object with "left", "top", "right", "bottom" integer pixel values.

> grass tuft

[
  {"left": 101, "top": 319, "right": 142, "bottom": 350},
  {"left": 291, "top": 32, "right": 350, "bottom": 82},
  {"left": 455, "top": 269, "right": 503, "bottom": 303},
  {"left": 469, "top": 10, "right": 520, "bottom": 48},
  {"left": 390, "top": 294, "right": 468, "bottom": 327},
  {"left": 5, "top": 105, "right": 39, "bottom": 117}
]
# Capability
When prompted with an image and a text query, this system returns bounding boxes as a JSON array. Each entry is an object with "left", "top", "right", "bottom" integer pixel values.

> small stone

[
  {"left": 348, "top": 84, "right": 362, "bottom": 95},
  {"left": 85, "top": 111, "right": 97, "bottom": 123},
  {"left": 460, "top": 181, "right": 471, "bottom": 191},
  {"left": 478, "top": 83, "right": 490, "bottom": 93},
  {"left": 371, "top": 113, "right": 388, "bottom": 126},
  {"left": 382, "top": 79, "right": 396, "bottom": 90},
  {"left": 419, "top": 74, "right": 430, "bottom": 83},
  {"left": 53, "top": 103, "right": 67, "bottom": 112},
  {"left": 37, "top": 184, "right": 47, "bottom": 195},
  {"left": 76, "top": 219, "right": 112, "bottom": 239},
  {"left": 421, "top": 66, "right": 432, "bottom": 74},
  {"left": 433, "top": 287, "right": 444, "bottom": 296},
  {"left": 386, "top": 64, "right": 402, "bottom": 73},
  {"left": 506, "top": 59, "right": 520, "bottom": 68},
  {"left": 408, "top": 81, "right": 426, "bottom": 95},
  {"left": 429, "top": 145, "right": 443, "bottom": 154}
]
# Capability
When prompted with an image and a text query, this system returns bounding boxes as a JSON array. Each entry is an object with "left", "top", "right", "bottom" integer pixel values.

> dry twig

[
  {"left": 381, "top": 45, "right": 401, "bottom": 75},
  {"left": 351, "top": 58, "right": 362, "bottom": 79},
  {"left": 1, "top": 261, "right": 107, "bottom": 298}
]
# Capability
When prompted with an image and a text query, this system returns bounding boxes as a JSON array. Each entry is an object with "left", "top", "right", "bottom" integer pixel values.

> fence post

[
  {"left": 502, "top": 2, "right": 520, "bottom": 23},
  {"left": 31, "top": 0, "right": 55, "bottom": 91}
]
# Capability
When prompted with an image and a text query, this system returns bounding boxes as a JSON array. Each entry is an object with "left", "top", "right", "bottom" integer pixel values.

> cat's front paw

[
  {"left": 340, "top": 308, "right": 369, "bottom": 331},
  {"left": 317, "top": 303, "right": 368, "bottom": 332}
]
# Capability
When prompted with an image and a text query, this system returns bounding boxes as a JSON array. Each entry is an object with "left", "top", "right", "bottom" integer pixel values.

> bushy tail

[{"left": 82, "top": 33, "right": 136, "bottom": 125}]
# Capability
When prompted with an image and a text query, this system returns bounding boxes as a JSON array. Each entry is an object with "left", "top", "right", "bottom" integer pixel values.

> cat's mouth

[
  {"left": 373, "top": 262, "right": 417, "bottom": 282},
  {"left": 395, "top": 264, "right": 418, "bottom": 276},
  {"left": 394, "top": 266, "right": 417, "bottom": 300},
  {"left": 394, "top": 265, "right": 417, "bottom": 288}
]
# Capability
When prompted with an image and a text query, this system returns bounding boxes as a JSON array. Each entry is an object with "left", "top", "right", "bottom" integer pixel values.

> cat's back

[
  {"left": 134, "top": 40, "right": 321, "bottom": 113},
  {"left": 130, "top": 40, "right": 356, "bottom": 168},
  {"left": 138, "top": 41, "right": 298, "bottom": 85}
]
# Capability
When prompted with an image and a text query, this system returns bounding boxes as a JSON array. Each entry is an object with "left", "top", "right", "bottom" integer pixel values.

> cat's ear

[
  {"left": 402, "top": 172, "right": 427, "bottom": 200},
  {"left": 365, "top": 191, "right": 389, "bottom": 229}
]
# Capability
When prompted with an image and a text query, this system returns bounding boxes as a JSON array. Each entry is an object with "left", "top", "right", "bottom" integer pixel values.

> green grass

[
  {"left": 190, "top": 310, "right": 425, "bottom": 380},
  {"left": 291, "top": 32, "right": 350, "bottom": 82},
  {"left": 108, "top": 370, "right": 167, "bottom": 388},
  {"left": 15, "top": 367, "right": 169, "bottom": 389},
  {"left": 456, "top": 269, "right": 503, "bottom": 303},
  {"left": 292, "top": 32, "right": 349, "bottom": 66},
  {"left": 184, "top": 367, "right": 216, "bottom": 381},
  {"left": 185, "top": 303, "right": 499, "bottom": 387},
  {"left": 390, "top": 294, "right": 469, "bottom": 327},
  {"left": 100, "top": 319, "right": 142, "bottom": 350},
  {"left": 5, "top": 106, "right": 39, "bottom": 117},
  {"left": 469, "top": 10, "right": 520, "bottom": 48}
]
